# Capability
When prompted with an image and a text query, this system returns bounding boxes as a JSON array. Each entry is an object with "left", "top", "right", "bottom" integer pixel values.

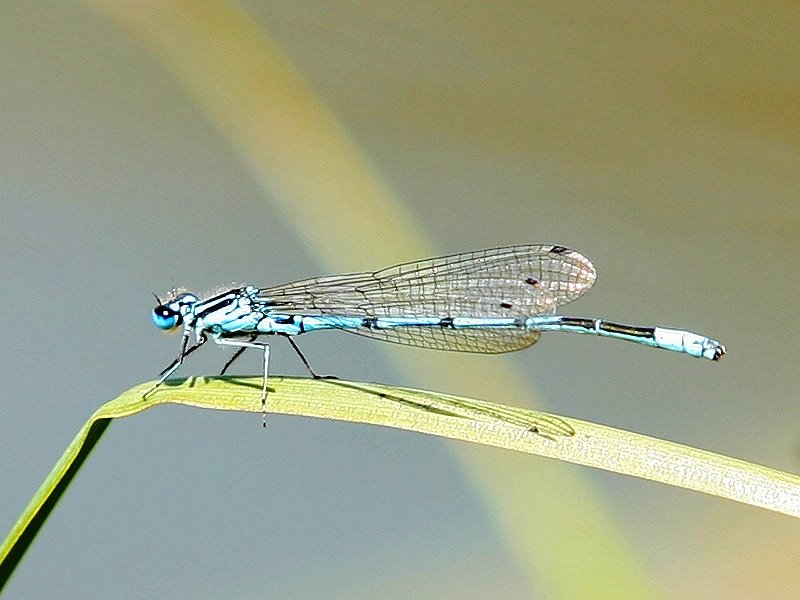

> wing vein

[{"left": 255, "top": 245, "right": 596, "bottom": 353}]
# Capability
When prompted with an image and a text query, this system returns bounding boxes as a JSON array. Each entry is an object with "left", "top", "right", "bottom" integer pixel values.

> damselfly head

[{"left": 151, "top": 292, "right": 199, "bottom": 331}]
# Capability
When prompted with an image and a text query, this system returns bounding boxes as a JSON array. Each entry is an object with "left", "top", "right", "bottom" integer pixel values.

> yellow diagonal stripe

[{"left": 86, "top": 1, "right": 658, "bottom": 597}]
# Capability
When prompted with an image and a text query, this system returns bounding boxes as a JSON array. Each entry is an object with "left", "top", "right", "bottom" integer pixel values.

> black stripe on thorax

[{"left": 196, "top": 291, "right": 240, "bottom": 319}]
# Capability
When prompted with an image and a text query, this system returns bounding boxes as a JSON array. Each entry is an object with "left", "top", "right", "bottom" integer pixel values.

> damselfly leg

[{"left": 214, "top": 337, "right": 271, "bottom": 427}]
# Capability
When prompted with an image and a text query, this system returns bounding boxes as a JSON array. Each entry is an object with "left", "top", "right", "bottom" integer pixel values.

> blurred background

[{"left": 1, "top": 1, "right": 798, "bottom": 598}]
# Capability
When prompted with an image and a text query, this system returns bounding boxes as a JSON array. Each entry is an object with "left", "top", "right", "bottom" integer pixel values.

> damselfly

[{"left": 146, "top": 245, "right": 725, "bottom": 422}]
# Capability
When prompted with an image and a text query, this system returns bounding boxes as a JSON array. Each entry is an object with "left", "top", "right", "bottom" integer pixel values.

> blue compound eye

[{"left": 152, "top": 305, "right": 182, "bottom": 330}]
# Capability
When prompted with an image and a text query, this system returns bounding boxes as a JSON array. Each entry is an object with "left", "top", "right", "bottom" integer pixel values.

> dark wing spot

[
  {"left": 500, "top": 302, "right": 513, "bottom": 309},
  {"left": 524, "top": 277, "right": 539, "bottom": 286},
  {"left": 439, "top": 317, "right": 455, "bottom": 328},
  {"left": 549, "top": 245, "right": 568, "bottom": 254}
]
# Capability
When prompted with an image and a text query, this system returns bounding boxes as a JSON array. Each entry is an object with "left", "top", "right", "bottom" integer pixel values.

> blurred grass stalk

[{"left": 79, "top": 0, "right": 723, "bottom": 597}]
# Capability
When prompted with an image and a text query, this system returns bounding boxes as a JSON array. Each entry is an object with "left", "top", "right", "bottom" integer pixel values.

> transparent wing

[
  {"left": 345, "top": 324, "right": 544, "bottom": 353},
  {"left": 256, "top": 244, "right": 596, "bottom": 353}
]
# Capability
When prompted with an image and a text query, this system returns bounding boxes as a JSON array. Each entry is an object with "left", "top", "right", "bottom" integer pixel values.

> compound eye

[{"left": 152, "top": 305, "right": 183, "bottom": 330}]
